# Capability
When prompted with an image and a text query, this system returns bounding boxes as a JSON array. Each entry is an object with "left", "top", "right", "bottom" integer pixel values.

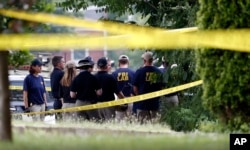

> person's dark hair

[
  {"left": 119, "top": 59, "right": 128, "bottom": 65},
  {"left": 81, "top": 65, "right": 93, "bottom": 70},
  {"left": 29, "top": 66, "right": 36, "bottom": 74},
  {"left": 97, "top": 57, "right": 108, "bottom": 69},
  {"left": 52, "top": 56, "right": 63, "bottom": 67}
]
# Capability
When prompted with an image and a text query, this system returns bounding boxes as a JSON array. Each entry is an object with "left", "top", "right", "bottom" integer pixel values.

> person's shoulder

[
  {"left": 104, "top": 73, "right": 115, "bottom": 80},
  {"left": 24, "top": 74, "right": 32, "bottom": 81},
  {"left": 38, "top": 74, "right": 44, "bottom": 79},
  {"left": 52, "top": 68, "right": 63, "bottom": 73},
  {"left": 127, "top": 68, "right": 135, "bottom": 73},
  {"left": 136, "top": 66, "right": 144, "bottom": 71},
  {"left": 154, "top": 66, "right": 163, "bottom": 72},
  {"left": 112, "top": 69, "right": 118, "bottom": 75},
  {"left": 150, "top": 65, "right": 161, "bottom": 72},
  {"left": 60, "top": 70, "right": 64, "bottom": 75}
]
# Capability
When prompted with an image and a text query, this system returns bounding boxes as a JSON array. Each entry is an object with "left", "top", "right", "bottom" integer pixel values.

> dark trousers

[{"left": 53, "top": 99, "right": 62, "bottom": 121}]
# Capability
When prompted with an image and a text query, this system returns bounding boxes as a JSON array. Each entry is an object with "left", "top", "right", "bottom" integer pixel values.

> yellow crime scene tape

[
  {"left": 12, "top": 80, "right": 203, "bottom": 116},
  {"left": 9, "top": 85, "right": 51, "bottom": 91},
  {"left": 0, "top": 9, "right": 247, "bottom": 116},
  {"left": 0, "top": 9, "right": 250, "bottom": 52},
  {"left": 0, "top": 9, "right": 166, "bottom": 36},
  {"left": 1, "top": 30, "right": 250, "bottom": 52}
]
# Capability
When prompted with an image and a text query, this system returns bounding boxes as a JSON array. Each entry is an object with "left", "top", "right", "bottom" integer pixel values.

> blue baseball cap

[{"left": 31, "top": 59, "right": 43, "bottom": 66}]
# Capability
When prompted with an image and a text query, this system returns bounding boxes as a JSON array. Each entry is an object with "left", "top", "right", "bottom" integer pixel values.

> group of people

[{"left": 23, "top": 51, "right": 179, "bottom": 123}]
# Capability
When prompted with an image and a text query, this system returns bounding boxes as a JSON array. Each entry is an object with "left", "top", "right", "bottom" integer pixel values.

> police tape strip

[
  {"left": 0, "top": 8, "right": 167, "bottom": 36},
  {"left": 9, "top": 85, "right": 51, "bottom": 91},
  {"left": 1, "top": 30, "right": 250, "bottom": 52},
  {"left": 1, "top": 9, "right": 250, "bottom": 52},
  {"left": 12, "top": 80, "right": 203, "bottom": 116}
]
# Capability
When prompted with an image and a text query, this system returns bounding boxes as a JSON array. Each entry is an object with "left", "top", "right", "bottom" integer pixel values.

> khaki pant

[
  {"left": 115, "top": 103, "right": 133, "bottom": 121},
  {"left": 98, "top": 106, "right": 116, "bottom": 121},
  {"left": 62, "top": 103, "right": 76, "bottom": 121},
  {"left": 29, "top": 103, "right": 45, "bottom": 121}
]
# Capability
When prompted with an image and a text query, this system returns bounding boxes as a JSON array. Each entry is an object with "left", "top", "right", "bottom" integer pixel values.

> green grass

[
  {"left": 0, "top": 130, "right": 229, "bottom": 150},
  {"left": 0, "top": 120, "right": 229, "bottom": 150}
]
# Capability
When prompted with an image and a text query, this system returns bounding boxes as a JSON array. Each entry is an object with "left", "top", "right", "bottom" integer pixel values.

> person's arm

[
  {"left": 43, "top": 92, "right": 47, "bottom": 107},
  {"left": 96, "top": 88, "right": 102, "bottom": 96},
  {"left": 70, "top": 91, "right": 76, "bottom": 98},
  {"left": 59, "top": 84, "right": 64, "bottom": 103},
  {"left": 23, "top": 91, "right": 29, "bottom": 109},
  {"left": 116, "top": 91, "right": 125, "bottom": 99},
  {"left": 61, "top": 98, "right": 64, "bottom": 104},
  {"left": 133, "top": 86, "right": 139, "bottom": 96}
]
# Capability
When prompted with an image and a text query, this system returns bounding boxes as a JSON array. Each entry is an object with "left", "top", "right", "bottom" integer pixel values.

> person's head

[
  {"left": 97, "top": 57, "right": 109, "bottom": 71},
  {"left": 141, "top": 51, "right": 153, "bottom": 65},
  {"left": 52, "top": 56, "right": 64, "bottom": 70},
  {"left": 61, "top": 61, "right": 77, "bottom": 86},
  {"left": 29, "top": 59, "right": 43, "bottom": 74},
  {"left": 118, "top": 55, "right": 129, "bottom": 67},
  {"left": 76, "top": 58, "right": 94, "bottom": 71}
]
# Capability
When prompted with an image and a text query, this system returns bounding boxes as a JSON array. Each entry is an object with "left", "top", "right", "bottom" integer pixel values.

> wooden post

[{"left": 0, "top": 51, "right": 12, "bottom": 141}]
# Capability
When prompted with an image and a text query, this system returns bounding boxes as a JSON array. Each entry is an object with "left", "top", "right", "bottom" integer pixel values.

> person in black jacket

[
  {"left": 59, "top": 60, "right": 77, "bottom": 121},
  {"left": 95, "top": 57, "right": 125, "bottom": 121},
  {"left": 70, "top": 58, "right": 102, "bottom": 121},
  {"left": 50, "top": 56, "right": 65, "bottom": 121}
]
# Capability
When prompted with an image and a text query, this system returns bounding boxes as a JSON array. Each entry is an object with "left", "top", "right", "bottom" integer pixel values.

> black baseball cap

[{"left": 97, "top": 57, "right": 108, "bottom": 67}]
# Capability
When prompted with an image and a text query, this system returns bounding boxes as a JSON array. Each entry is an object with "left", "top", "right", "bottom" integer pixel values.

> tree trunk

[{"left": 0, "top": 51, "right": 12, "bottom": 141}]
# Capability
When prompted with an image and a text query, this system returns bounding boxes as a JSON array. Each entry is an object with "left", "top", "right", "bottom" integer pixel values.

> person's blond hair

[{"left": 60, "top": 61, "right": 77, "bottom": 87}]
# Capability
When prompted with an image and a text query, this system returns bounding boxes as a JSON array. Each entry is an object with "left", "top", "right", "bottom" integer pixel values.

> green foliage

[
  {"left": 8, "top": 50, "right": 33, "bottom": 69},
  {"left": 0, "top": 1, "right": 65, "bottom": 67},
  {"left": 161, "top": 107, "right": 197, "bottom": 132},
  {"left": 198, "top": 120, "right": 226, "bottom": 133},
  {"left": 160, "top": 85, "right": 215, "bottom": 132},
  {"left": 196, "top": 0, "right": 250, "bottom": 131}
]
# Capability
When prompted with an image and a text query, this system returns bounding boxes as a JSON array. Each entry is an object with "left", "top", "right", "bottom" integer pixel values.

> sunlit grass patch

[
  {"left": 2, "top": 119, "right": 230, "bottom": 150},
  {"left": 1, "top": 128, "right": 229, "bottom": 150}
]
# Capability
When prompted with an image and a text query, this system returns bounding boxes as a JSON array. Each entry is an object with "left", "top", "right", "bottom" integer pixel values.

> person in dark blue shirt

[
  {"left": 23, "top": 59, "right": 47, "bottom": 121},
  {"left": 112, "top": 55, "right": 135, "bottom": 120},
  {"left": 133, "top": 52, "right": 164, "bottom": 124},
  {"left": 70, "top": 58, "right": 102, "bottom": 121},
  {"left": 50, "top": 56, "right": 65, "bottom": 121}
]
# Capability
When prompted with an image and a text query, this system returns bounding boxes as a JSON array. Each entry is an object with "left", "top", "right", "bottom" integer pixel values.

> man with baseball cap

[
  {"left": 95, "top": 57, "right": 125, "bottom": 121},
  {"left": 70, "top": 57, "right": 102, "bottom": 121},
  {"left": 112, "top": 55, "right": 135, "bottom": 120},
  {"left": 133, "top": 51, "right": 164, "bottom": 123}
]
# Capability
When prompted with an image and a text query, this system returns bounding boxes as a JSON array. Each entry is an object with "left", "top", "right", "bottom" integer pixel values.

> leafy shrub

[
  {"left": 162, "top": 107, "right": 197, "bottom": 132},
  {"left": 196, "top": 0, "right": 250, "bottom": 131},
  {"left": 160, "top": 86, "right": 215, "bottom": 132}
]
